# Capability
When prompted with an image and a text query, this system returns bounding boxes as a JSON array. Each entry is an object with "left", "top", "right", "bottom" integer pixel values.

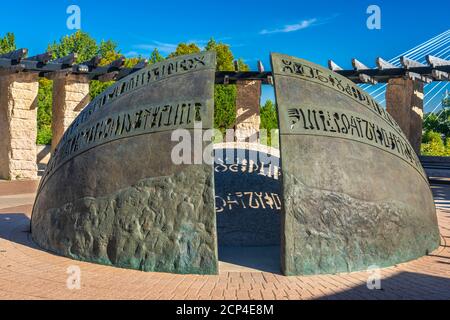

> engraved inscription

[
  {"left": 62, "top": 52, "right": 214, "bottom": 141},
  {"left": 287, "top": 106, "right": 424, "bottom": 176},
  {"left": 215, "top": 192, "right": 282, "bottom": 213},
  {"left": 214, "top": 158, "right": 281, "bottom": 180},
  {"left": 42, "top": 101, "right": 205, "bottom": 186},
  {"left": 275, "top": 56, "right": 405, "bottom": 137}
]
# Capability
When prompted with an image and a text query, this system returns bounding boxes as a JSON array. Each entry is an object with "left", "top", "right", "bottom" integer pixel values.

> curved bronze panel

[
  {"left": 31, "top": 52, "right": 218, "bottom": 274},
  {"left": 271, "top": 53, "right": 440, "bottom": 276}
]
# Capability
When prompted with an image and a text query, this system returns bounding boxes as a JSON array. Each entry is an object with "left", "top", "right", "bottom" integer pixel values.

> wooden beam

[
  {"left": 80, "top": 55, "right": 101, "bottom": 68},
  {"left": 400, "top": 56, "right": 427, "bottom": 69},
  {"left": 0, "top": 63, "right": 25, "bottom": 74},
  {"left": 97, "top": 71, "right": 119, "bottom": 82},
  {"left": 132, "top": 59, "right": 148, "bottom": 69},
  {"left": 431, "top": 69, "right": 450, "bottom": 81},
  {"left": 0, "top": 48, "right": 28, "bottom": 62},
  {"left": 376, "top": 57, "right": 397, "bottom": 70},
  {"left": 88, "top": 56, "right": 125, "bottom": 80},
  {"left": 49, "top": 53, "right": 77, "bottom": 66},
  {"left": 328, "top": 60, "right": 343, "bottom": 71},
  {"left": 426, "top": 55, "right": 450, "bottom": 67},
  {"left": 215, "top": 71, "right": 272, "bottom": 84},
  {"left": 108, "top": 56, "right": 125, "bottom": 69},
  {"left": 352, "top": 58, "right": 370, "bottom": 70},
  {"left": 405, "top": 71, "right": 432, "bottom": 83},
  {"left": 0, "top": 58, "right": 13, "bottom": 68},
  {"left": 359, "top": 74, "right": 378, "bottom": 84},
  {"left": 26, "top": 52, "right": 52, "bottom": 63},
  {"left": 351, "top": 59, "right": 377, "bottom": 84},
  {"left": 115, "top": 59, "right": 148, "bottom": 81}
]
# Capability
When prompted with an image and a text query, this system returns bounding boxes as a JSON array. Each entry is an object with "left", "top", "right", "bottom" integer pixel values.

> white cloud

[
  {"left": 134, "top": 41, "right": 178, "bottom": 54},
  {"left": 260, "top": 18, "right": 318, "bottom": 35},
  {"left": 123, "top": 51, "right": 140, "bottom": 57},
  {"left": 133, "top": 37, "right": 234, "bottom": 55}
]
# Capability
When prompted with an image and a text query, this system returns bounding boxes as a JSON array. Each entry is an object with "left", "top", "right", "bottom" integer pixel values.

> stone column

[
  {"left": 0, "top": 72, "right": 39, "bottom": 180},
  {"left": 51, "top": 74, "right": 90, "bottom": 150},
  {"left": 235, "top": 80, "right": 261, "bottom": 142},
  {"left": 386, "top": 78, "right": 424, "bottom": 154}
]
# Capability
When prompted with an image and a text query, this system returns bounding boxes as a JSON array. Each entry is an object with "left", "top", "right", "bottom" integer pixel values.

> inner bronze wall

[{"left": 214, "top": 145, "right": 282, "bottom": 247}]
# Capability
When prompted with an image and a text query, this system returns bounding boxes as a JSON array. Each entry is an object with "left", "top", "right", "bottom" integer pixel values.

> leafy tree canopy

[
  {"left": 149, "top": 48, "right": 164, "bottom": 65},
  {"left": 167, "top": 43, "right": 200, "bottom": 58},
  {"left": 48, "top": 30, "right": 98, "bottom": 63},
  {"left": 260, "top": 100, "right": 279, "bottom": 146},
  {"left": 423, "top": 109, "right": 450, "bottom": 139},
  {"left": 205, "top": 38, "right": 249, "bottom": 71},
  {"left": 421, "top": 103, "right": 450, "bottom": 156},
  {"left": 0, "top": 32, "right": 16, "bottom": 54}
]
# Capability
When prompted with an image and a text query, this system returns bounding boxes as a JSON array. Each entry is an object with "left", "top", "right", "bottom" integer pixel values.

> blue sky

[{"left": 1, "top": 0, "right": 449, "bottom": 109}]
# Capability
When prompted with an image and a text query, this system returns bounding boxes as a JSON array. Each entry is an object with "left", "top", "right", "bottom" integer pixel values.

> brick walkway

[{"left": 0, "top": 180, "right": 449, "bottom": 300}]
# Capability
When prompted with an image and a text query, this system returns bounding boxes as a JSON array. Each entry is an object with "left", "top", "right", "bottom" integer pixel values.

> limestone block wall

[
  {"left": 235, "top": 80, "right": 261, "bottom": 142},
  {"left": 51, "top": 74, "right": 90, "bottom": 150},
  {"left": 0, "top": 72, "right": 39, "bottom": 180}
]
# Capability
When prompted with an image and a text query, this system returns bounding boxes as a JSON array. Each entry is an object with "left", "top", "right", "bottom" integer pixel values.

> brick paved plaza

[{"left": 0, "top": 180, "right": 449, "bottom": 300}]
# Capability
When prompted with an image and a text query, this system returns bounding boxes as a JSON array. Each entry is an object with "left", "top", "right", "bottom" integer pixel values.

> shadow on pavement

[
  {"left": 319, "top": 271, "right": 450, "bottom": 300},
  {"left": 218, "top": 246, "right": 281, "bottom": 274},
  {"left": 0, "top": 213, "right": 40, "bottom": 249}
]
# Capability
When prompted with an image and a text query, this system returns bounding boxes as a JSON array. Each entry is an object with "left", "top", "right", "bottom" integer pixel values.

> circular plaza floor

[{"left": 0, "top": 180, "right": 449, "bottom": 300}]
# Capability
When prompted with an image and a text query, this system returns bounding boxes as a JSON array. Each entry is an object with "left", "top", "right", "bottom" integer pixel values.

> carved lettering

[{"left": 287, "top": 106, "right": 423, "bottom": 173}]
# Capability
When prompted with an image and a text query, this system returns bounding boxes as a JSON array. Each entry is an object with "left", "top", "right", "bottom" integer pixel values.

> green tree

[
  {"left": 149, "top": 48, "right": 164, "bottom": 64},
  {"left": 90, "top": 39, "right": 125, "bottom": 100},
  {"left": 36, "top": 78, "right": 53, "bottom": 144},
  {"left": 214, "top": 85, "right": 237, "bottom": 134},
  {"left": 94, "top": 40, "right": 144, "bottom": 99},
  {"left": 167, "top": 43, "right": 200, "bottom": 58},
  {"left": 98, "top": 39, "right": 118, "bottom": 62},
  {"left": 41, "top": 31, "right": 129, "bottom": 144},
  {"left": 203, "top": 38, "right": 250, "bottom": 135},
  {"left": 205, "top": 38, "right": 250, "bottom": 72},
  {"left": 424, "top": 110, "right": 450, "bottom": 139},
  {"left": 260, "top": 99, "right": 278, "bottom": 146},
  {"left": 421, "top": 130, "right": 450, "bottom": 156},
  {"left": 0, "top": 32, "right": 16, "bottom": 54},
  {"left": 48, "top": 30, "right": 98, "bottom": 63},
  {"left": 421, "top": 108, "right": 450, "bottom": 156},
  {"left": 237, "top": 58, "right": 250, "bottom": 71},
  {"left": 205, "top": 39, "right": 233, "bottom": 71}
]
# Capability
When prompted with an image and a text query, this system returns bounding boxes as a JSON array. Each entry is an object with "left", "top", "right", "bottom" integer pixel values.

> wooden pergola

[
  {"left": 0, "top": 49, "right": 147, "bottom": 81},
  {"left": 329, "top": 55, "right": 450, "bottom": 84},
  {"left": 2, "top": 48, "right": 450, "bottom": 84}
]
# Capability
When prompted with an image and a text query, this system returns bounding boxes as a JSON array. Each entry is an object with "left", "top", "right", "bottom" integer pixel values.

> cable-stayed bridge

[{"left": 329, "top": 29, "right": 450, "bottom": 115}]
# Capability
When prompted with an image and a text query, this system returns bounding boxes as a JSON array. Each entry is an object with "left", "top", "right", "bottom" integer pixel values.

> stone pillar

[
  {"left": 0, "top": 72, "right": 39, "bottom": 180},
  {"left": 235, "top": 80, "right": 261, "bottom": 142},
  {"left": 386, "top": 78, "right": 424, "bottom": 154},
  {"left": 51, "top": 74, "right": 90, "bottom": 150}
]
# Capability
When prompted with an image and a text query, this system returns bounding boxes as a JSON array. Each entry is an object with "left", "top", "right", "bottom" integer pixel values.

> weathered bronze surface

[
  {"left": 31, "top": 51, "right": 440, "bottom": 277},
  {"left": 214, "top": 143, "right": 281, "bottom": 246},
  {"left": 31, "top": 52, "right": 218, "bottom": 274},
  {"left": 271, "top": 53, "right": 440, "bottom": 276}
]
